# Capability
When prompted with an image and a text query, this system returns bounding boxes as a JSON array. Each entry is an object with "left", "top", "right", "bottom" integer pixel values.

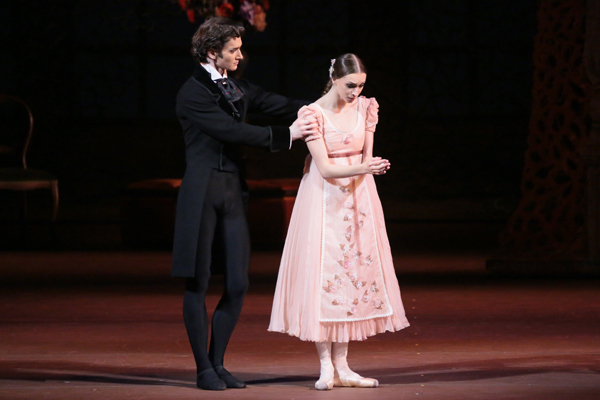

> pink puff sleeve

[
  {"left": 365, "top": 97, "right": 379, "bottom": 134},
  {"left": 297, "top": 104, "right": 323, "bottom": 142}
]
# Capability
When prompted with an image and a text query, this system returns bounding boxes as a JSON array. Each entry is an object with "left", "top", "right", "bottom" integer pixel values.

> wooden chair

[{"left": 0, "top": 94, "right": 59, "bottom": 229}]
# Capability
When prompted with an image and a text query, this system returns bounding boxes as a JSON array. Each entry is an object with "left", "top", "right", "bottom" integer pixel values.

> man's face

[
  {"left": 211, "top": 36, "right": 243, "bottom": 72},
  {"left": 334, "top": 73, "right": 367, "bottom": 104}
]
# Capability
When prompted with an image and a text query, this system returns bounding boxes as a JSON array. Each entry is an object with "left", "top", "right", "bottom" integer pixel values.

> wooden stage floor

[{"left": 1, "top": 251, "right": 599, "bottom": 399}]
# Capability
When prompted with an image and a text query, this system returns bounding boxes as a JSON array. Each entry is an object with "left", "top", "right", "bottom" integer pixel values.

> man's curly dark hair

[{"left": 191, "top": 17, "right": 245, "bottom": 64}]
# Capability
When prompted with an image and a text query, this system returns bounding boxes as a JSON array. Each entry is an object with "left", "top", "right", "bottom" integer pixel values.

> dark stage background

[{"left": 0, "top": 0, "right": 536, "bottom": 249}]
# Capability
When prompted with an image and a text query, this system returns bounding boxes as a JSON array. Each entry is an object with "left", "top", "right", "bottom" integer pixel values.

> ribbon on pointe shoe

[
  {"left": 331, "top": 342, "right": 379, "bottom": 388},
  {"left": 315, "top": 342, "right": 334, "bottom": 390}
]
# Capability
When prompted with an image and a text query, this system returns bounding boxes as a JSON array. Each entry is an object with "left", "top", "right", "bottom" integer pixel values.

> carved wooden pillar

[
  {"left": 581, "top": 0, "right": 600, "bottom": 264},
  {"left": 488, "top": 0, "right": 593, "bottom": 274}
]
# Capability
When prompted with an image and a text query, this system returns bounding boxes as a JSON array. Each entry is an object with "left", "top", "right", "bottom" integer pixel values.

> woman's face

[{"left": 334, "top": 73, "right": 367, "bottom": 104}]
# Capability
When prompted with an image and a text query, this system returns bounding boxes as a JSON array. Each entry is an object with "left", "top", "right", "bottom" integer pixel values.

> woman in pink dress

[{"left": 268, "top": 54, "right": 410, "bottom": 390}]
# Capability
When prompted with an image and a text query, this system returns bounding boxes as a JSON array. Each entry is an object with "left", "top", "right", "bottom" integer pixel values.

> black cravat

[
  {"left": 215, "top": 78, "right": 243, "bottom": 118},
  {"left": 215, "top": 78, "right": 244, "bottom": 103}
]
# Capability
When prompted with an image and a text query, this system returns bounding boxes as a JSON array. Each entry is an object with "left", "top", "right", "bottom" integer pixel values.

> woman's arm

[
  {"left": 306, "top": 138, "right": 389, "bottom": 179},
  {"left": 363, "top": 97, "right": 379, "bottom": 159},
  {"left": 362, "top": 128, "right": 374, "bottom": 160}
]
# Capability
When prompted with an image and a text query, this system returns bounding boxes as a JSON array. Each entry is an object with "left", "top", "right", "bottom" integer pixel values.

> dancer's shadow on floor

[
  {"left": 1, "top": 353, "right": 599, "bottom": 388},
  {"left": 244, "top": 353, "right": 600, "bottom": 386},
  {"left": 0, "top": 360, "right": 197, "bottom": 388},
  {"left": 0, "top": 359, "right": 314, "bottom": 388},
  {"left": 367, "top": 353, "right": 600, "bottom": 385}
]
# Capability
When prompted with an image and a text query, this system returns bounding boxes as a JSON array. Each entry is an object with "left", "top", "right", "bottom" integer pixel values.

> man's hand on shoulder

[{"left": 290, "top": 112, "right": 319, "bottom": 142}]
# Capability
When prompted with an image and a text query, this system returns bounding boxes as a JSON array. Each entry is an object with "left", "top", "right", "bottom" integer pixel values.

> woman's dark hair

[
  {"left": 191, "top": 17, "right": 245, "bottom": 63},
  {"left": 323, "top": 53, "right": 367, "bottom": 94}
]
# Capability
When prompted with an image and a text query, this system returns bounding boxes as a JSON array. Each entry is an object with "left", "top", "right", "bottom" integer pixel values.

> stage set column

[{"left": 487, "top": 0, "right": 599, "bottom": 275}]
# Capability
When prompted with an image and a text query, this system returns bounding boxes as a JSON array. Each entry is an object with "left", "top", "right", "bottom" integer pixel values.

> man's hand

[{"left": 290, "top": 112, "right": 319, "bottom": 142}]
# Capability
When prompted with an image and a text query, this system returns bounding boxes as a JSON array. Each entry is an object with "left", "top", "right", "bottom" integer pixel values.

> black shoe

[
  {"left": 196, "top": 368, "right": 226, "bottom": 391},
  {"left": 214, "top": 365, "right": 246, "bottom": 388}
]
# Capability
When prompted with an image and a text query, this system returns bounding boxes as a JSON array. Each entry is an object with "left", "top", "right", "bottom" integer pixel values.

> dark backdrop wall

[{"left": 0, "top": 0, "right": 536, "bottom": 244}]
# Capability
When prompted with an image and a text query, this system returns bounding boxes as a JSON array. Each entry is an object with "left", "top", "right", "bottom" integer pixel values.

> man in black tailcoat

[{"left": 171, "top": 17, "right": 317, "bottom": 390}]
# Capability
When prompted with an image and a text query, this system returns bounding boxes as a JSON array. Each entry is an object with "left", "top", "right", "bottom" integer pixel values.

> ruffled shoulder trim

[
  {"left": 362, "top": 96, "right": 379, "bottom": 133},
  {"left": 298, "top": 103, "right": 324, "bottom": 141}
]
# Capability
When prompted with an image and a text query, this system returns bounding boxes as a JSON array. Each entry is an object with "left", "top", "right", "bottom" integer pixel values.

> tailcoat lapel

[{"left": 192, "top": 65, "right": 245, "bottom": 120}]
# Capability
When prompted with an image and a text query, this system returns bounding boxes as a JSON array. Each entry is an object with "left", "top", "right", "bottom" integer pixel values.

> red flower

[
  {"left": 177, "top": 0, "right": 196, "bottom": 22},
  {"left": 253, "top": 4, "right": 267, "bottom": 31},
  {"left": 186, "top": 9, "right": 196, "bottom": 23},
  {"left": 216, "top": 2, "right": 234, "bottom": 18}
]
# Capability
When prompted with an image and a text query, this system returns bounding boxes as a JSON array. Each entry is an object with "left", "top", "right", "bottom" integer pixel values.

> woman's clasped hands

[{"left": 363, "top": 156, "right": 390, "bottom": 175}]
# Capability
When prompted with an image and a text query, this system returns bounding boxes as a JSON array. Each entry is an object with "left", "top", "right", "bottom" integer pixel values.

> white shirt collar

[{"left": 201, "top": 63, "right": 228, "bottom": 82}]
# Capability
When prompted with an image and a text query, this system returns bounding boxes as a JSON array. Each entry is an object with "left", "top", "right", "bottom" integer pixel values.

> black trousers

[{"left": 183, "top": 169, "right": 250, "bottom": 373}]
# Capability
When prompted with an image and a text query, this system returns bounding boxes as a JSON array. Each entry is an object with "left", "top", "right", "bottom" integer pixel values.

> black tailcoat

[{"left": 172, "top": 65, "right": 307, "bottom": 277}]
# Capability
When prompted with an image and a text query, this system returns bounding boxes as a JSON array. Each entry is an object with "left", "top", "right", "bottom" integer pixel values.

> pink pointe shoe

[
  {"left": 315, "top": 362, "right": 334, "bottom": 390},
  {"left": 315, "top": 342, "right": 334, "bottom": 390},
  {"left": 333, "top": 373, "right": 379, "bottom": 388},
  {"left": 315, "top": 376, "right": 334, "bottom": 390},
  {"left": 330, "top": 342, "right": 378, "bottom": 388}
]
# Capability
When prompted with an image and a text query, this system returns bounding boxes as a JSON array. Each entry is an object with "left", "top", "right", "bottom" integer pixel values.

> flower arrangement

[{"left": 176, "top": 0, "right": 269, "bottom": 31}]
